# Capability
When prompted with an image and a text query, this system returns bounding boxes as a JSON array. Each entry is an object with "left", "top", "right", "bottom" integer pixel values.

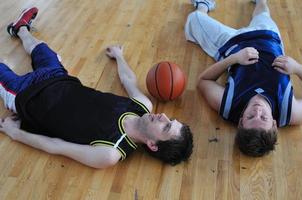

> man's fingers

[
  {"left": 246, "top": 47, "right": 259, "bottom": 54},
  {"left": 248, "top": 53, "right": 259, "bottom": 60},
  {"left": 274, "top": 56, "right": 287, "bottom": 63},
  {"left": 251, "top": 49, "right": 259, "bottom": 54},
  {"left": 251, "top": 59, "right": 258, "bottom": 64},
  {"left": 252, "top": 53, "right": 259, "bottom": 59},
  {"left": 105, "top": 49, "right": 116, "bottom": 59},
  {"left": 274, "top": 67, "right": 287, "bottom": 74},
  {"left": 11, "top": 114, "right": 19, "bottom": 121},
  {"left": 245, "top": 59, "right": 258, "bottom": 65},
  {"left": 272, "top": 61, "right": 285, "bottom": 68},
  {"left": 273, "top": 58, "right": 283, "bottom": 63}
]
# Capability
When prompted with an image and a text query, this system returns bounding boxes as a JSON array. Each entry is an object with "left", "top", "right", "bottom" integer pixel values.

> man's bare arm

[
  {"left": 272, "top": 56, "right": 302, "bottom": 125},
  {"left": 0, "top": 117, "right": 121, "bottom": 169},
  {"left": 106, "top": 45, "right": 153, "bottom": 112},
  {"left": 198, "top": 47, "right": 259, "bottom": 111}
]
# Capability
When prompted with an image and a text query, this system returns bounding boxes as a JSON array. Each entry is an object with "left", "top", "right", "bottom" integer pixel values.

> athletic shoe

[
  {"left": 190, "top": 0, "right": 216, "bottom": 12},
  {"left": 7, "top": 7, "right": 38, "bottom": 37}
]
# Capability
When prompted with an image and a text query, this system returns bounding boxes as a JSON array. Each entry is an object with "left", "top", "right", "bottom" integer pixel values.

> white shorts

[{"left": 185, "top": 11, "right": 283, "bottom": 60}]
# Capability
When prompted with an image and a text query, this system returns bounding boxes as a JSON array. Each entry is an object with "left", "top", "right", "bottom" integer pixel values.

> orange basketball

[{"left": 146, "top": 61, "right": 186, "bottom": 101}]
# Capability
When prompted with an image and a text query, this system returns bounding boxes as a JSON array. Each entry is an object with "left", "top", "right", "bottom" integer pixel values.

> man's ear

[
  {"left": 272, "top": 120, "right": 277, "bottom": 130},
  {"left": 238, "top": 118, "right": 243, "bottom": 128},
  {"left": 146, "top": 140, "right": 158, "bottom": 152}
]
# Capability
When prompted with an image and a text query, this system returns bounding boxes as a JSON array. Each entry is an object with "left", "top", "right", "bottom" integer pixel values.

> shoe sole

[{"left": 7, "top": 23, "right": 16, "bottom": 36}]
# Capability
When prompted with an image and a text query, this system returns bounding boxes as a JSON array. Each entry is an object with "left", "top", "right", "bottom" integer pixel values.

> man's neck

[
  {"left": 251, "top": 94, "right": 272, "bottom": 108},
  {"left": 122, "top": 115, "right": 144, "bottom": 144}
]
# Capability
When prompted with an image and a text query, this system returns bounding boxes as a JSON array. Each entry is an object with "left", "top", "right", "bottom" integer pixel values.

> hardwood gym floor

[{"left": 0, "top": 0, "right": 301, "bottom": 199}]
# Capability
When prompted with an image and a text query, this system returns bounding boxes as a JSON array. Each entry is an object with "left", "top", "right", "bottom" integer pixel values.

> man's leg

[
  {"left": 190, "top": 0, "right": 215, "bottom": 13},
  {"left": 241, "top": 0, "right": 284, "bottom": 53},
  {"left": 17, "top": 26, "right": 65, "bottom": 72},
  {"left": 0, "top": 7, "right": 68, "bottom": 112},
  {"left": 252, "top": 0, "right": 269, "bottom": 17},
  {"left": 0, "top": 25, "right": 44, "bottom": 112},
  {"left": 0, "top": 61, "right": 26, "bottom": 112},
  {"left": 18, "top": 27, "right": 43, "bottom": 55},
  {"left": 8, "top": 7, "right": 67, "bottom": 74},
  {"left": 0, "top": 7, "right": 39, "bottom": 112},
  {"left": 185, "top": 1, "right": 238, "bottom": 60},
  {"left": 1, "top": 8, "right": 40, "bottom": 111},
  {"left": 244, "top": 0, "right": 280, "bottom": 35}
]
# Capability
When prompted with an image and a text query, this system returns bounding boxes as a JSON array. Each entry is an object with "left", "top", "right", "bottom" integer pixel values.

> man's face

[
  {"left": 241, "top": 96, "right": 276, "bottom": 130},
  {"left": 140, "top": 113, "right": 183, "bottom": 142}
]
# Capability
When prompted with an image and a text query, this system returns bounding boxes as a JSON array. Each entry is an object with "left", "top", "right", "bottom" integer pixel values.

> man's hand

[
  {"left": 272, "top": 55, "right": 302, "bottom": 75},
  {"left": 0, "top": 115, "right": 21, "bottom": 140},
  {"left": 106, "top": 45, "right": 123, "bottom": 59},
  {"left": 232, "top": 47, "right": 259, "bottom": 65}
]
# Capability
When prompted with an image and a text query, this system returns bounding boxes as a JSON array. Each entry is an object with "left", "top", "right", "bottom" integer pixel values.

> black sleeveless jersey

[{"left": 15, "top": 76, "right": 150, "bottom": 160}]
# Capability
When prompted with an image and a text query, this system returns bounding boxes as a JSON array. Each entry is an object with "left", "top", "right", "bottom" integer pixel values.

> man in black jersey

[{"left": 0, "top": 7, "right": 193, "bottom": 168}]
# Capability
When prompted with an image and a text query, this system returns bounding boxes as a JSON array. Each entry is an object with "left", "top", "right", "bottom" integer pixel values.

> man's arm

[
  {"left": 0, "top": 117, "right": 120, "bottom": 169},
  {"left": 198, "top": 47, "right": 259, "bottom": 111},
  {"left": 106, "top": 45, "right": 153, "bottom": 112},
  {"left": 272, "top": 56, "right": 302, "bottom": 125}
]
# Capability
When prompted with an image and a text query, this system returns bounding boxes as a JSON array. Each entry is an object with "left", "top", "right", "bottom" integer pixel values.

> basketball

[{"left": 146, "top": 61, "right": 186, "bottom": 101}]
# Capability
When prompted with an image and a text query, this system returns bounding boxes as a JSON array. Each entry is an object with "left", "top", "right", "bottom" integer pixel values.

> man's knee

[
  {"left": 188, "top": 10, "right": 207, "bottom": 19},
  {"left": 185, "top": 11, "right": 208, "bottom": 39},
  {"left": 253, "top": 11, "right": 270, "bottom": 18}
]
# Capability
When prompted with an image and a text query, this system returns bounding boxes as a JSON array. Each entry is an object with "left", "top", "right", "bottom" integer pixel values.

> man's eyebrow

[{"left": 163, "top": 122, "right": 172, "bottom": 132}]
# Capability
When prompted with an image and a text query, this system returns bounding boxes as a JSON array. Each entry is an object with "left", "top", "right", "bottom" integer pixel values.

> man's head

[
  {"left": 235, "top": 127, "right": 277, "bottom": 157},
  {"left": 237, "top": 95, "right": 278, "bottom": 156},
  {"left": 139, "top": 113, "right": 193, "bottom": 165},
  {"left": 240, "top": 95, "right": 276, "bottom": 130}
]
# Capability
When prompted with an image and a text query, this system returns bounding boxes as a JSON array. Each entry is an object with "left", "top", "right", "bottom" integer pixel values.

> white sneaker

[{"left": 190, "top": 0, "right": 216, "bottom": 12}]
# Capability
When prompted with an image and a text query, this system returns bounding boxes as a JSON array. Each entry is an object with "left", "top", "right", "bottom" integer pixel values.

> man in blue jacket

[{"left": 186, "top": 0, "right": 302, "bottom": 156}]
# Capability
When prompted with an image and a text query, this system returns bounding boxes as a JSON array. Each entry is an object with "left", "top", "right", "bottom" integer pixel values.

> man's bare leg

[
  {"left": 7, "top": 7, "right": 40, "bottom": 54},
  {"left": 17, "top": 27, "right": 42, "bottom": 55}
]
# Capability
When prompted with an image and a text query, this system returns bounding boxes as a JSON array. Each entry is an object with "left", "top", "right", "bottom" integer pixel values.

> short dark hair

[
  {"left": 235, "top": 127, "right": 277, "bottom": 157},
  {"left": 142, "top": 124, "right": 193, "bottom": 165}
]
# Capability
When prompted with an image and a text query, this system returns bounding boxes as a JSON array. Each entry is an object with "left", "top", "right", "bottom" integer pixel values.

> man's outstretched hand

[
  {"left": 272, "top": 55, "right": 302, "bottom": 75},
  {"left": 106, "top": 45, "right": 124, "bottom": 59},
  {"left": 0, "top": 115, "right": 21, "bottom": 140}
]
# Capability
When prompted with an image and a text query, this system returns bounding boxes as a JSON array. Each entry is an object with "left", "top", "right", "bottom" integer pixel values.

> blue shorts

[{"left": 0, "top": 43, "right": 67, "bottom": 112}]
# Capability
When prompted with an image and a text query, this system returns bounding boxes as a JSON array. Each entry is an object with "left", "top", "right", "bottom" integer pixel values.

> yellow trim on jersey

[
  {"left": 88, "top": 97, "right": 150, "bottom": 159},
  {"left": 118, "top": 112, "right": 138, "bottom": 149},
  {"left": 90, "top": 140, "right": 115, "bottom": 146},
  {"left": 91, "top": 140, "right": 126, "bottom": 160},
  {"left": 130, "top": 97, "right": 150, "bottom": 113}
]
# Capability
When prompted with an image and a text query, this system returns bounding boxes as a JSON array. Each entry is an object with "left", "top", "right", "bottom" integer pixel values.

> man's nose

[
  {"left": 254, "top": 109, "right": 262, "bottom": 117},
  {"left": 161, "top": 113, "right": 169, "bottom": 121}
]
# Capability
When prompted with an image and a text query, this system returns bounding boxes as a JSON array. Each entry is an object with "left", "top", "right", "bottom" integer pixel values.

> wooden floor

[{"left": 0, "top": 0, "right": 302, "bottom": 199}]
